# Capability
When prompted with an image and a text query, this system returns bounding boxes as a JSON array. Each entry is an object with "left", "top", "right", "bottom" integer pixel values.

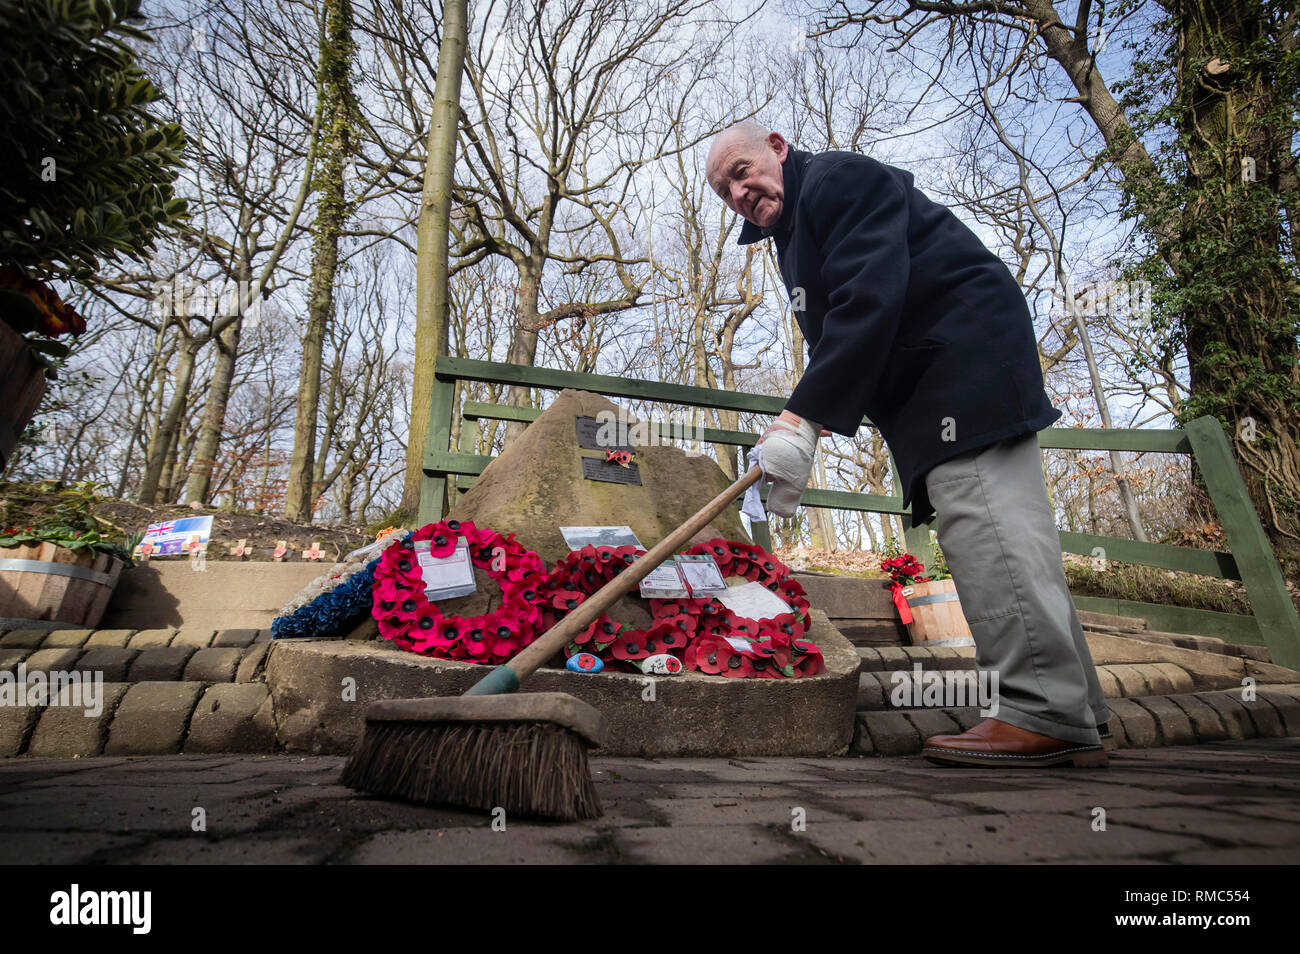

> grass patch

[
  {"left": 795, "top": 563, "right": 883, "bottom": 579},
  {"left": 1064, "top": 559, "right": 1255, "bottom": 615}
]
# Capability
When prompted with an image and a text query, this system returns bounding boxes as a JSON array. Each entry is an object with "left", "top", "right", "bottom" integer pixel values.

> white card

[
  {"left": 716, "top": 580, "right": 792, "bottom": 621},
  {"left": 676, "top": 554, "right": 727, "bottom": 594},
  {"left": 638, "top": 558, "right": 688, "bottom": 598},
  {"left": 414, "top": 540, "right": 476, "bottom": 600}
]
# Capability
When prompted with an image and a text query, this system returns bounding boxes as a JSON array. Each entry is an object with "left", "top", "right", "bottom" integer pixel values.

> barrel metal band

[
  {"left": 906, "top": 592, "right": 961, "bottom": 607},
  {"left": 0, "top": 558, "right": 112, "bottom": 586}
]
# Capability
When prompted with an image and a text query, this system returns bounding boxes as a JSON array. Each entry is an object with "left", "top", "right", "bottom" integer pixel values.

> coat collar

[{"left": 736, "top": 147, "right": 811, "bottom": 245}]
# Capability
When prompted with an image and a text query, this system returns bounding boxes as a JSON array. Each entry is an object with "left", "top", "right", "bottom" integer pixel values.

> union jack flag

[{"left": 150, "top": 521, "right": 176, "bottom": 536}]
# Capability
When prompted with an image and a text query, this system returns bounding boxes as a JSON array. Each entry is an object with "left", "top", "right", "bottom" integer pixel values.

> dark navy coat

[{"left": 738, "top": 147, "right": 1060, "bottom": 526}]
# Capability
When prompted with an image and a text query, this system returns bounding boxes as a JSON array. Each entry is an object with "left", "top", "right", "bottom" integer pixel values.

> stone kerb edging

[
  {"left": 3, "top": 619, "right": 858, "bottom": 758},
  {"left": 851, "top": 685, "right": 1300, "bottom": 757},
  {"left": 6, "top": 620, "right": 1296, "bottom": 760},
  {"left": 0, "top": 680, "right": 277, "bottom": 758},
  {"left": 856, "top": 662, "right": 1201, "bottom": 711},
  {"left": 0, "top": 628, "right": 271, "bottom": 686},
  {"left": 856, "top": 633, "right": 1300, "bottom": 695},
  {"left": 0, "top": 627, "right": 276, "bottom": 758}
]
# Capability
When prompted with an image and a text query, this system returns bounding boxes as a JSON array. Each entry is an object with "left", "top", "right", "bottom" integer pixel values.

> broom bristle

[{"left": 341, "top": 719, "right": 602, "bottom": 821}]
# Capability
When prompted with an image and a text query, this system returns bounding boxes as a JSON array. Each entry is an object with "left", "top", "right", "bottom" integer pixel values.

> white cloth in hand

[
  {"left": 758, "top": 415, "right": 821, "bottom": 517},
  {"left": 741, "top": 447, "right": 767, "bottom": 522}
]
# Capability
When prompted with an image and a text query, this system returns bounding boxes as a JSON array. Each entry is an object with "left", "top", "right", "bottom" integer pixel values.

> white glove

[{"left": 757, "top": 414, "right": 821, "bottom": 517}]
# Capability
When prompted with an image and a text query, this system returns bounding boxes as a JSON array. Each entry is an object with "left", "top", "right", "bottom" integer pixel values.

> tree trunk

[
  {"left": 1173, "top": 0, "right": 1300, "bottom": 568},
  {"left": 138, "top": 330, "right": 199, "bottom": 505},
  {"left": 504, "top": 265, "right": 543, "bottom": 443},
  {"left": 402, "top": 0, "right": 469, "bottom": 517},
  {"left": 286, "top": 0, "right": 354, "bottom": 522},
  {"left": 338, "top": 459, "right": 356, "bottom": 524},
  {"left": 183, "top": 290, "right": 244, "bottom": 505},
  {"left": 158, "top": 416, "right": 184, "bottom": 505},
  {"left": 1023, "top": 0, "right": 1299, "bottom": 564}
]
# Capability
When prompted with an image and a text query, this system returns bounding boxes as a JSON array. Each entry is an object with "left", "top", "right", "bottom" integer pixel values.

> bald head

[
  {"left": 709, "top": 120, "right": 769, "bottom": 159},
  {"left": 705, "top": 122, "right": 789, "bottom": 228}
]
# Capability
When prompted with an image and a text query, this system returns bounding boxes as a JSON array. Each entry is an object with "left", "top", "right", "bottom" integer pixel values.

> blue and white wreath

[{"left": 271, "top": 530, "right": 411, "bottom": 639}]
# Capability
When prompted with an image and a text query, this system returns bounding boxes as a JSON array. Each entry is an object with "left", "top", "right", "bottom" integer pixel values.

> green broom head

[{"left": 341, "top": 693, "right": 609, "bottom": 822}]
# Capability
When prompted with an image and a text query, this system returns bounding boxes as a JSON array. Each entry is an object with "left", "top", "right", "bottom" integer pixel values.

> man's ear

[{"left": 769, "top": 132, "right": 789, "bottom": 162}]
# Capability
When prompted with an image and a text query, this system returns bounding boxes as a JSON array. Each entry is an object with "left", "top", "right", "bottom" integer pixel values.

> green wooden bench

[{"left": 421, "top": 355, "right": 1300, "bottom": 669}]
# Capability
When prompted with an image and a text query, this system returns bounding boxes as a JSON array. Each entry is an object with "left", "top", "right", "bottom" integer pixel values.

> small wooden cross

[
  {"left": 229, "top": 538, "right": 247, "bottom": 558},
  {"left": 302, "top": 541, "right": 323, "bottom": 561},
  {"left": 273, "top": 540, "right": 288, "bottom": 562}
]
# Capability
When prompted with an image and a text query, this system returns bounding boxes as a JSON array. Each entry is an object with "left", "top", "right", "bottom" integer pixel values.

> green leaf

[
  {"left": 26, "top": 338, "right": 71, "bottom": 358},
  {"left": 0, "top": 288, "right": 42, "bottom": 333}
]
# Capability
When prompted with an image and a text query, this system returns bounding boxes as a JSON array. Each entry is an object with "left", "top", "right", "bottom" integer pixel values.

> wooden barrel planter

[
  {"left": 0, "top": 319, "right": 48, "bottom": 473},
  {"left": 901, "top": 579, "right": 973, "bottom": 646},
  {"left": 0, "top": 542, "right": 125, "bottom": 626}
]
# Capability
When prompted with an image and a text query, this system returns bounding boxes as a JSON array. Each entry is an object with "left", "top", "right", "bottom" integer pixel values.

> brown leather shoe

[{"left": 923, "top": 718, "right": 1107, "bottom": 768}]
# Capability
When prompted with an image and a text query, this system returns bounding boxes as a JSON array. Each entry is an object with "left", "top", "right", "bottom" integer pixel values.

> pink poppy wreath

[
  {"left": 538, "top": 537, "right": 824, "bottom": 678},
  {"left": 370, "top": 519, "right": 548, "bottom": 663}
]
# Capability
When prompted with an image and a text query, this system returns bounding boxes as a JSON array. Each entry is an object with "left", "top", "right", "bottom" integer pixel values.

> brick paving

[{"left": 0, "top": 740, "right": 1297, "bottom": 864}]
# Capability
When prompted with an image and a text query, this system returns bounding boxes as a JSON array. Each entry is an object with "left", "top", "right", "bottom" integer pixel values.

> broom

[{"left": 340, "top": 463, "right": 765, "bottom": 821}]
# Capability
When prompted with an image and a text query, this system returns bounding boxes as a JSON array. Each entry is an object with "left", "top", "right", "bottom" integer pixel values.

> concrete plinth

[{"left": 264, "top": 610, "right": 860, "bottom": 758}]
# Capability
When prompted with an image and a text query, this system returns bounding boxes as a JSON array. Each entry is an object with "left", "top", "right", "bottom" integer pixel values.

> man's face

[{"left": 706, "top": 130, "right": 788, "bottom": 228}]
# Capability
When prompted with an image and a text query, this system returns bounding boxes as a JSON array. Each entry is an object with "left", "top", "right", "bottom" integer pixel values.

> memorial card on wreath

[{"left": 413, "top": 539, "right": 477, "bottom": 601}]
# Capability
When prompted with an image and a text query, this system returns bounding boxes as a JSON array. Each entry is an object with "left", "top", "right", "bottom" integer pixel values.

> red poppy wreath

[
  {"left": 538, "top": 537, "right": 824, "bottom": 678},
  {"left": 370, "top": 519, "right": 549, "bottom": 663}
]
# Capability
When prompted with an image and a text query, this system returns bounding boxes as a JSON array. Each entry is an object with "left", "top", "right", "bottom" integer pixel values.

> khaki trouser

[{"left": 924, "top": 432, "right": 1109, "bottom": 745}]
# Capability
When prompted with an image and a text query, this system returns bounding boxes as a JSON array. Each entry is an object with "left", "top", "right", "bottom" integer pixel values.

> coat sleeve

[{"left": 783, "top": 158, "right": 910, "bottom": 436}]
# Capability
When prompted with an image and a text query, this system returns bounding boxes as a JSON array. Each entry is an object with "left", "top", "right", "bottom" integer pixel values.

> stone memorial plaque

[
  {"left": 576, "top": 415, "right": 632, "bottom": 452},
  {"left": 443, "top": 389, "right": 751, "bottom": 565},
  {"left": 581, "top": 456, "right": 643, "bottom": 485}
]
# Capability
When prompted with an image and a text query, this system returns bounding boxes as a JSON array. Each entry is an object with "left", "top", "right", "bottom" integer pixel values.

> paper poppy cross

[{"left": 604, "top": 449, "right": 634, "bottom": 467}]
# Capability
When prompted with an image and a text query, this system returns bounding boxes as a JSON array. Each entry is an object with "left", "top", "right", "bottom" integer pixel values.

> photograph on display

[{"left": 560, "top": 526, "right": 645, "bottom": 550}]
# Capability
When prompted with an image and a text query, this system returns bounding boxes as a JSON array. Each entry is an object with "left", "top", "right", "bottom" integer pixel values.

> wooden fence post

[
  {"left": 418, "top": 369, "right": 456, "bottom": 527},
  {"left": 1185, "top": 416, "right": 1300, "bottom": 670}
]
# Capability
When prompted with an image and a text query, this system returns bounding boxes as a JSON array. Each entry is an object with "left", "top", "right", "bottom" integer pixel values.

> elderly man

[{"left": 706, "top": 121, "right": 1110, "bottom": 767}]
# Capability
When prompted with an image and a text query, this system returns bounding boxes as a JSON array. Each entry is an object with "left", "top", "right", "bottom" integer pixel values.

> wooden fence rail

[{"left": 422, "top": 355, "right": 1300, "bottom": 668}]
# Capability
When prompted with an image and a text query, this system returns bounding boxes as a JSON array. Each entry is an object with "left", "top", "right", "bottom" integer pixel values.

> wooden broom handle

[{"left": 503, "top": 464, "right": 764, "bottom": 680}]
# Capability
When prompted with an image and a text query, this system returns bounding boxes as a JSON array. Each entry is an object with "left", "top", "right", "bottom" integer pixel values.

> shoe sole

[{"left": 922, "top": 744, "right": 1109, "bottom": 768}]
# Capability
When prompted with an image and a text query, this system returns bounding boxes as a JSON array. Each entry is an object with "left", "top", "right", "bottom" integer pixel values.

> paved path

[{"left": 2, "top": 740, "right": 1299, "bottom": 864}]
